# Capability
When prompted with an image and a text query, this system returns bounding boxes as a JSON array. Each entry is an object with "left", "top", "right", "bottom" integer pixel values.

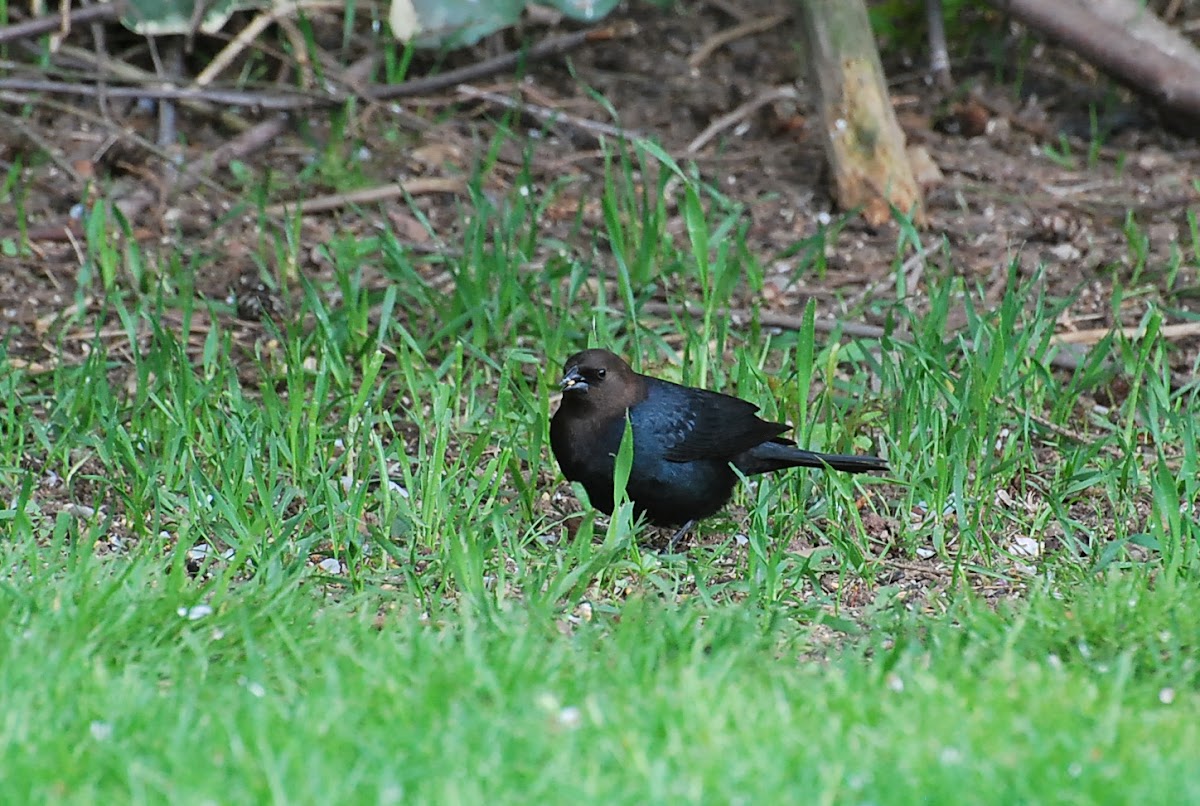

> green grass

[
  {"left": 1, "top": 552, "right": 1199, "bottom": 802},
  {"left": 2, "top": 137, "right": 1198, "bottom": 801}
]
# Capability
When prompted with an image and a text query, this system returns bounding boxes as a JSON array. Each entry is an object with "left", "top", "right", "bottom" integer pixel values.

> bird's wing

[{"left": 638, "top": 379, "right": 790, "bottom": 463}]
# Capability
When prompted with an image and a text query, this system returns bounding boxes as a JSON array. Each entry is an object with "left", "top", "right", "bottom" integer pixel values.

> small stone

[{"left": 178, "top": 604, "right": 213, "bottom": 621}]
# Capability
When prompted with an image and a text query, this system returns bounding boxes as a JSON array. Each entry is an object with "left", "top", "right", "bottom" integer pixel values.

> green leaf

[
  {"left": 389, "top": 0, "right": 524, "bottom": 48},
  {"left": 542, "top": 0, "right": 622, "bottom": 21},
  {"left": 122, "top": 0, "right": 248, "bottom": 35},
  {"left": 612, "top": 413, "right": 634, "bottom": 506}
]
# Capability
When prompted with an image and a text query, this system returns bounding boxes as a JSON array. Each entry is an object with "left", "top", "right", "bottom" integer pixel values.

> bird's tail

[
  {"left": 738, "top": 441, "right": 889, "bottom": 475},
  {"left": 795, "top": 450, "right": 889, "bottom": 473}
]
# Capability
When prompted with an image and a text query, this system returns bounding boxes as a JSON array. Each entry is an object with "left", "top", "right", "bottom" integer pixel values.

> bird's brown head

[{"left": 558, "top": 349, "right": 644, "bottom": 411}]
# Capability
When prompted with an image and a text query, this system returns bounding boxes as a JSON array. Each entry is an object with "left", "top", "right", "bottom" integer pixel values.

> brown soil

[{"left": 3, "top": 3, "right": 1198, "bottom": 370}]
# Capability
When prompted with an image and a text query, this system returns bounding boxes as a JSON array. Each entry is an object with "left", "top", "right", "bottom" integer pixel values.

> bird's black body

[{"left": 549, "top": 349, "right": 888, "bottom": 527}]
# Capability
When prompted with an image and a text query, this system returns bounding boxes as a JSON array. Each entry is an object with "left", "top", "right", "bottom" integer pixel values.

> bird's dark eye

[{"left": 596, "top": 368, "right": 606, "bottom": 379}]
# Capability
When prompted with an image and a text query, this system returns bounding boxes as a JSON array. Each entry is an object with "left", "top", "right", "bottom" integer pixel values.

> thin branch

[
  {"left": 108, "top": 111, "right": 289, "bottom": 224},
  {"left": 688, "top": 13, "right": 788, "bottom": 69},
  {"left": 686, "top": 85, "right": 798, "bottom": 154},
  {"left": 0, "top": 23, "right": 638, "bottom": 110},
  {"left": 265, "top": 176, "right": 466, "bottom": 216},
  {"left": 0, "top": 108, "right": 83, "bottom": 182},
  {"left": 51, "top": 42, "right": 255, "bottom": 132},
  {"left": 0, "top": 2, "right": 122, "bottom": 44},
  {"left": 0, "top": 77, "right": 319, "bottom": 108},
  {"left": 0, "top": 88, "right": 289, "bottom": 238},
  {"left": 84, "top": 0, "right": 113, "bottom": 121},
  {"left": 1052, "top": 321, "right": 1200, "bottom": 345},
  {"left": 164, "top": 113, "right": 290, "bottom": 199},
  {"left": 0, "top": 89, "right": 236, "bottom": 199},
  {"left": 457, "top": 84, "right": 645, "bottom": 143},
  {"left": 368, "top": 24, "right": 637, "bottom": 100},
  {"left": 154, "top": 37, "right": 186, "bottom": 150},
  {"left": 195, "top": 5, "right": 288, "bottom": 87}
]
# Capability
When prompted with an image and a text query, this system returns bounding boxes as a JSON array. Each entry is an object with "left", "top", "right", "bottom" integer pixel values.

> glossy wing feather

[{"left": 635, "top": 379, "right": 789, "bottom": 463}]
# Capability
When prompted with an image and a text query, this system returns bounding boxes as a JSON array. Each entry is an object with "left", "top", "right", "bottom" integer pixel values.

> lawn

[{"left": 2, "top": 136, "right": 1199, "bottom": 802}]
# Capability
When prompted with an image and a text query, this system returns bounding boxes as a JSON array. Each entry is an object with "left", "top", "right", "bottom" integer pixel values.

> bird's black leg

[{"left": 666, "top": 520, "right": 696, "bottom": 551}]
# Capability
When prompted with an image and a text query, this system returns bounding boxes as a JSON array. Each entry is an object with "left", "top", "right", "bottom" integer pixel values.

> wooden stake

[{"left": 798, "top": 0, "right": 926, "bottom": 227}]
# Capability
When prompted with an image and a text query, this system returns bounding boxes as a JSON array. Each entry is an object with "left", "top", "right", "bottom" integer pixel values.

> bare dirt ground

[{"left": 2, "top": 2, "right": 1199, "bottom": 376}]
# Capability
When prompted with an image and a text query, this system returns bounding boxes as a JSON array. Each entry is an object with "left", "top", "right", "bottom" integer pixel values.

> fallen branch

[
  {"left": 686, "top": 85, "right": 798, "bottom": 154},
  {"left": 0, "top": 23, "right": 636, "bottom": 109},
  {"left": 0, "top": 77, "right": 317, "bottom": 109},
  {"left": 193, "top": 1, "right": 346, "bottom": 88},
  {"left": 265, "top": 176, "right": 466, "bottom": 216},
  {"left": 0, "top": 106, "right": 85, "bottom": 182},
  {"left": 988, "top": 0, "right": 1200, "bottom": 125},
  {"left": 688, "top": 13, "right": 788, "bottom": 69},
  {"left": 370, "top": 25, "right": 636, "bottom": 101},
  {"left": 52, "top": 42, "right": 255, "bottom": 132},
  {"left": 457, "top": 83, "right": 646, "bottom": 143},
  {"left": 1052, "top": 321, "right": 1200, "bottom": 346},
  {"left": 0, "top": 2, "right": 122, "bottom": 44}
]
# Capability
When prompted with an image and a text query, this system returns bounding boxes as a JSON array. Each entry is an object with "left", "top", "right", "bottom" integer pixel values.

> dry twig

[
  {"left": 686, "top": 85, "right": 798, "bottom": 154},
  {"left": 457, "top": 84, "right": 646, "bottom": 143},
  {"left": 265, "top": 176, "right": 466, "bottom": 216},
  {"left": 0, "top": 107, "right": 84, "bottom": 181},
  {"left": 1052, "top": 321, "right": 1200, "bottom": 346},
  {"left": 0, "top": 2, "right": 121, "bottom": 44},
  {"left": 688, "top": 13, "right": 788, "bottom": 69},
  {"left": 51, "top": 42, "right": 254, "bottom": 132},
  {"left": 0, "top": 23, "right": 637, "bottom": 110},
  {"left": 369, "top": 24, "right": 637, "bottom": 101}
]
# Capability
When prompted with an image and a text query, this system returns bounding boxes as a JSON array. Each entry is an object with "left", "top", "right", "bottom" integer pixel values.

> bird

[{"left": 549, "top": 348, "right": 888, "bottom": 538}]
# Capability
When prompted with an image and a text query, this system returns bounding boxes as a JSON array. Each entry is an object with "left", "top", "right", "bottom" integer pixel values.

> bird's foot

[{"left": 666, "top": 520, "right": 696, "bottom": 552}]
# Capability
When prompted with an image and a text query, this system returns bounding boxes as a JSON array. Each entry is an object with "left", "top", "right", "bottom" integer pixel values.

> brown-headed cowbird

[{"left": 550, "top": 348, "right": 888, "bottom": 531}]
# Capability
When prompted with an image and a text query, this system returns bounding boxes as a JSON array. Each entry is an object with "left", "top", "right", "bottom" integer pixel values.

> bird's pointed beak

[{"left": 560, "top": 365, "right": 587, "bottom": 393}]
